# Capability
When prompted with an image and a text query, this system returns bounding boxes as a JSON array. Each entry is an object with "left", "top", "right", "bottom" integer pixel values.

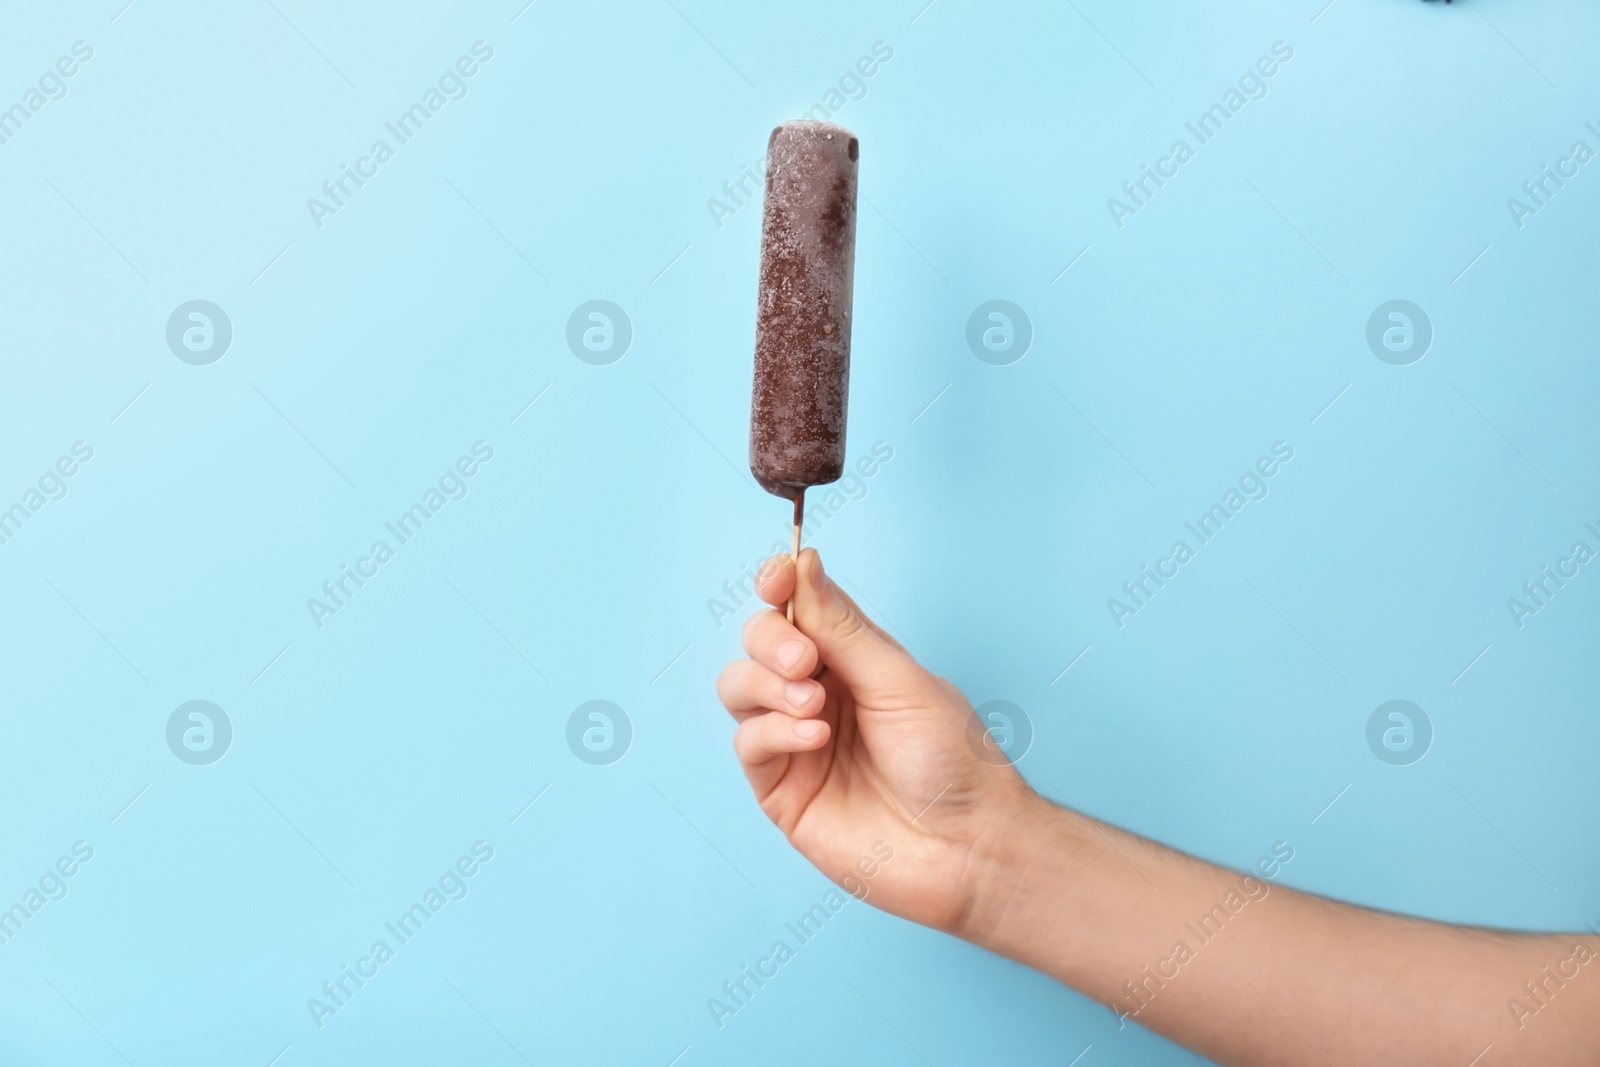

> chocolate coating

[{"left": 749, "top": 120, "right": 858, "bottom": 501}]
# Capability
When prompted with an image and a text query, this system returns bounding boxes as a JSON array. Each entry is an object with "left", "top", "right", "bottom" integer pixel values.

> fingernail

[
  {"left": 777, "top": 640, "right": 804, "bottom": 670},
  {"left": 785, "top": 680, "right": 814, "bottom": 709},
  {"left": 794, "top": 720, "right": 825, "bottom": 741}
]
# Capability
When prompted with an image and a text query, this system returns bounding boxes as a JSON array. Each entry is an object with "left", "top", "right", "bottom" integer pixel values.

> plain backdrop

[{"left": 0, "top": 1, "right": 1595, "bottom": 1064}]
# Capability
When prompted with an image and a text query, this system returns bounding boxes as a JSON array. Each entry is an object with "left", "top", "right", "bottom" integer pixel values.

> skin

[{"left": 717, "top": 548, "right": 1600, "bottom": 1067}]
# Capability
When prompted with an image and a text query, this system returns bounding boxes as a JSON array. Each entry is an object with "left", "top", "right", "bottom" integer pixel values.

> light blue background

[{"left": 1, "top": 1, "right": 1596, "bottom": 1064}]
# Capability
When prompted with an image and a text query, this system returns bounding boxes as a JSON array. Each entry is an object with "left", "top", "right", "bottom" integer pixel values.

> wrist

[{"left": 951, "top": 786, "right": 1104, "bottom": 952}]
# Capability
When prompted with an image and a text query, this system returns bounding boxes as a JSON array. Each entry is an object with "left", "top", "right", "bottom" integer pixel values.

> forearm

[{"left": 960, "top": 795, "right": 1600, "bottom": 1066}]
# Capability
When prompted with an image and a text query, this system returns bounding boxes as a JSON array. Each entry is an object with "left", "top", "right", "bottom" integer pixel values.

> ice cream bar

[{"left": 749, "top": 119, "right": 859, "bottom": 509}]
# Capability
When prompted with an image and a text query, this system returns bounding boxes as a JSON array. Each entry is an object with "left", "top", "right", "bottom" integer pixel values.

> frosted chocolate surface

[{"left": 749, "top": 120, "right": 858, "bottom": 501}]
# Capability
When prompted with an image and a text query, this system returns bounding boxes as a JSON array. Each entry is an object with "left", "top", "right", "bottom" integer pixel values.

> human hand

[
  {"left": 716, "top": 555, "right": 1600, "bottom": 1067},
  {"left": 716, "top": 548, "right": 1041, "bottom": 934}
]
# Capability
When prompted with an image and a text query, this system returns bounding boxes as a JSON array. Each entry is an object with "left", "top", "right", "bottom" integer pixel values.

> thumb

[{"left": 792, "top": 549, "right": 924, "bottom": 700}]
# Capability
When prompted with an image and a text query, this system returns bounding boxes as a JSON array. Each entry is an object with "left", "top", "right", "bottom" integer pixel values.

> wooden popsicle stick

[{"left": 787, "top": 491, "right": 804, "bottom": 624}]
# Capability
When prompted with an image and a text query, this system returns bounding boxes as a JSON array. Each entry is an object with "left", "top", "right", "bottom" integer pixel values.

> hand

[
  {"left": 717, "top": 559, "right": 1600, "bottom": 1067},
  {"left": 716, "top": 548, "right": 1040, "bottom": 933}
]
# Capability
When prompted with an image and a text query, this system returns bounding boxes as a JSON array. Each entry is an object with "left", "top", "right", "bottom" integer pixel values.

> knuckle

[
  {"left": 732, "top": 716, "right": 765, "bottom": 760},
  {"left": 756, "top": 555, "right": 786, "bottom": 587},
  {"left": 740, "top": 609, "right": 776, "bottom": 650},
  {"left": 714, "top": 662, "right": 744, "bottom": 706},
  {"left": 829, "top": 604, "right": 869, "bottom": 643}
]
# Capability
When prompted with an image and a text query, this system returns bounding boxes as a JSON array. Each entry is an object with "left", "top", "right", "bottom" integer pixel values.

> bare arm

[
  {"left": 717, "top": 549, "right": 1600, "bottom": 1066},
  {"left": 964, "top": 795, "right": 1600, "bottom": 1065}
]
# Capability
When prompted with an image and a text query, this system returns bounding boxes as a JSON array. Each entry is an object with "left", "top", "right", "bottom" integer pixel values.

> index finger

[{"left": 754, "top": 552, "right": 796, "bottom": 608}]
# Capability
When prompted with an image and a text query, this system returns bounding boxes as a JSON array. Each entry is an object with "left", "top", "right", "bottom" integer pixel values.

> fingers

[
  {"left": 716, "top": 659, "right": 826, "bottom": 719},
  {"left": 733, "top": 709, "right": 830, "bottom": 770},
  {"left": 741, "top": 606, "right": 818, "bottom": 680},
  {"left": 755, "top": 551, "right": 903, "bottom": 653},
  {"left": 790, "top": 548, "right": 925, "bottom": 697},
  {"left": 754, "top": 552, "right": 795, "bottom": 608}
]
